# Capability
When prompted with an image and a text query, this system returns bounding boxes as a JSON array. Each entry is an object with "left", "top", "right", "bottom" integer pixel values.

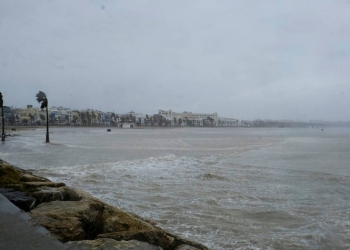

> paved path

[{"left": 0, "top": 194, "right": 67, "bottom": 250}]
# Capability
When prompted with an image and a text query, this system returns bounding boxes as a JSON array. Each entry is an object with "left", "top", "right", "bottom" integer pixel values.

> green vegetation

[{"left": 0, "top": 163, "right": 38, "bottom": 193}]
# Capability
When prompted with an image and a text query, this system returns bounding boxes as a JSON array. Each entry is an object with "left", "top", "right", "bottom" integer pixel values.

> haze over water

[{"left": 1, "top": 127, "right": 350, "bottom": 249}]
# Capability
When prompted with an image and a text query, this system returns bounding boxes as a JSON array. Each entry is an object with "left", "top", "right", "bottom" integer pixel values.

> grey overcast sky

[{"left": 1, "top": 0, "right": 350, "bottom": 121}]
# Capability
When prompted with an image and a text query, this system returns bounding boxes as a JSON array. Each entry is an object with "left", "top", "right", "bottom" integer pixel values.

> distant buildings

[
  {"left": 1, "top": 105, "right": 240, "bottom": 127},
  {"left": 158, "top": 109, "right": 238, "bottom": 127}
]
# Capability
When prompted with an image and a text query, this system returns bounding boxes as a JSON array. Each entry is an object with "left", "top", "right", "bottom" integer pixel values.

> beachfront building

[
  {"left": 158, "top": 109, "right": 218, "bottom": 127},
  {"left": 119, "top": 111, "right": 136, "bottom": 125},
  {"left": 135, "top": 113, "right": 147, "bottom": 126},
  {"left": 217, "top": 117, "right": 239, "bottom": 127},
  {"left": 51, "top": 106, "right": 72, "bottom": 124},
  {"left": 79, "top": 109, "right": 100, "bottom": 126},
  {"left": 14, "top": 105, "right": 47, "bottom": 125},
  {"left": 71, "top": 110, "right": 81, "bottom": 125},
  {"left": 1, "top": 106, "right": 15, "bottom": 125}
]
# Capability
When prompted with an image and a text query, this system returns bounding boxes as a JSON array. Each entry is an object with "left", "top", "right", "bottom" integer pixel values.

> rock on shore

[{"left": 0, "top": 159, "right": 210, "bottom": 250}]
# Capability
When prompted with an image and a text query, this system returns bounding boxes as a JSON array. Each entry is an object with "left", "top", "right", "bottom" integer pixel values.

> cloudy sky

[{"left": 1, "top": 0, "right": 350, "bottom": 121}]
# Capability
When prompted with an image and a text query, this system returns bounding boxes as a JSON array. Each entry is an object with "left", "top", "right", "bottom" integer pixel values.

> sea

[{"left": 1, "top": 127, "right": 350, "bottom": 250}]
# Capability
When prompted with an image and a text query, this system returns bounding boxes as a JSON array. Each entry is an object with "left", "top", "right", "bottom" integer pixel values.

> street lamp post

[
  {"left": 0, "top": 92, "right": 4, "bottom": 142},
  {"left": 43, "top": 97, "right": 49, "bottom": 143}
]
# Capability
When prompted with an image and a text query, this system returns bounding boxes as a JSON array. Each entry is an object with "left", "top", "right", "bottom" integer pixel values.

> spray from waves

[
  {"left": 32, "top": 153, "right": 245, "bottom": 249},
  {"left": 32, "top": 154, "right": 180, "bottom": 184}
]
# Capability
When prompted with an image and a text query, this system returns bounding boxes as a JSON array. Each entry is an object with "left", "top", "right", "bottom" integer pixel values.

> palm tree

[
  {"left": 29, "top": 113, "right": 35, "bottom": 125},
  {"left": 110, "top": 113, "right": 116, "bottom": 126},
  {"left": 145, "top": 115, "right": 149, "bottom": 126},
  {"left": 91, "top": 111, "right": 96, "bottom": 126},
  {"left": 116, "top": 115, "right": 119, "bottom": 125},
  {"left": 86, "top": 111, "right": 91, "bottom": 126},
  {"left": 80, "top": 112, "right": 86, "bottom": 126},
  {"left": 40, "top": 114, "right": 46, "bottom": 123},
  {"left": 36, "top": 91, "right": 49, "bottom": 142},
  {"left": 97, "top": 113, "right": 101, "bottom": 126},
  {"left": 72, "top": 115, "right": 78, "bottom": 125},
  {"left": 9, "top": 114, "right": 15, "bottom": 125}
]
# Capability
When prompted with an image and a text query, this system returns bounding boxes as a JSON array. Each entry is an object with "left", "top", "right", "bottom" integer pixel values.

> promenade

[{"left": 0, "top": 193, "right": 66, "bottom": 250}]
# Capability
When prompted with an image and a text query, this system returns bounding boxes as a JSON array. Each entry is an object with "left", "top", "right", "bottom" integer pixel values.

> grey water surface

[{"left": 1, "top": 127, "right": 349, "bottom": 250}]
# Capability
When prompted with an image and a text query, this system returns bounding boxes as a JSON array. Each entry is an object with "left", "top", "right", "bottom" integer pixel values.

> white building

[
  {"left": 158, "top": 109, "right": 218, "bottom": 126},
  {"left": 51, "top": 106, "right": 72, "bottom": 123},
  {"left": 217, "top": 117, "right": 239, "bottom": 127}
]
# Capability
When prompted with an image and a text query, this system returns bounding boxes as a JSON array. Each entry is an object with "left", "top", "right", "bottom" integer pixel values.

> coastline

[{"left": 0, "top": 158, "right": 210, "bottom": 250}]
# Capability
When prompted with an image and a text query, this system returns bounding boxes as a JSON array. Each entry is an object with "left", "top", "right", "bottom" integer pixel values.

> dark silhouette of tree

[
  {"left": 40, "top": 114, "right": 46, "bottom": 122},
  {"left": 29, "top": 113, "right": 35, "bottom": 125},
  {"left": 22, "top": 118, "right": 28, "bottom": 125},
  {"left": 158, "top": 115, "right": 164, "bottom": 126},
  {"left": 86, "top": 111, "right": 91, "bottom": 126},
  {"left": 145, "top": 115, "right": 149, "bottom": 126},
  {"left": 49, "top": 113, "right": 55, "bottom": 125},
  {"left": 91, "top": 111, "right": 96, "bottom": 126},
  {"left": 72, "top": 115, "right": 78, "bottom": 125},
  {"left": 81, "top": 112, "right": 86, "bottom": 126},
  {"left": 36, "top": 91, "right": 49, "bottom": 142},
  {"left": 116, "top": 115, "right": 119, "bottom": 123},
  {"left": 9, "top": 114, "right": 15, "bottom": 125},
  {"left": 97, "top": 113, "right": 101, "bottom": 126},
  {"left": 76, "top": 111, "right": 81, "bottom": 124},
  {"left": 110, "top": 113, "right": 116, "bottom": 126},
  {"left": 65, "top": 115, "right": 69, "bottom": 124},
  {"left": 173, "top": 117, "right": 177, "bottom": 126},
  {"left": 207, "top": 117, "right": 214, "bottom": 127}
]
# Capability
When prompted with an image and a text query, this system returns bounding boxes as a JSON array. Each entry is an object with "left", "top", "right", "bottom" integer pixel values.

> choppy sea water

[{"left": 1, "top": 127, "right": 350, "bottom": 250}]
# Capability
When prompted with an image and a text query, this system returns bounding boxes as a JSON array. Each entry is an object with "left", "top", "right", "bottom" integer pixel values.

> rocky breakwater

[{"left": 0, "top": 159, "right": 210, "bottom": 250}]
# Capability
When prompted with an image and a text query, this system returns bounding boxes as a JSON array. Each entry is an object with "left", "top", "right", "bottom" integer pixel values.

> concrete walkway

[{"left": 0, "top": 194, "right": 67, "bottom": 250}]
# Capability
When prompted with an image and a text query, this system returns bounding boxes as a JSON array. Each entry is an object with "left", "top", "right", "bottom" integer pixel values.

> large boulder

[
  {"left": 97, "top": 230, "right": 174, "bottom": 249},
  {"left": 31, "top": 186, "right": 83, "bottom": 205},
  {"left": 175, "top": 245, "right": 202, "bottom": 250},
  {"left": 66, "top": 238, "right": 162, "bottom": 250},
  {"left": 30, "top": 197, "right": 175, "bottom": 248},
  {"left": 0, "top": 188, "right": 36, "bottom": 211},
  {"left": 30, "top": 200, "right": 97, "bottom": 242},
  {"left": 24, "top": 182, "right": 65, "bottom": 188}
]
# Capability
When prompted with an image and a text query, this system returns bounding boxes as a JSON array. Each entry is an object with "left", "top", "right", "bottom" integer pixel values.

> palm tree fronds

[{"left": 36, "top": 91, "right": 47, "bottom": 103}]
